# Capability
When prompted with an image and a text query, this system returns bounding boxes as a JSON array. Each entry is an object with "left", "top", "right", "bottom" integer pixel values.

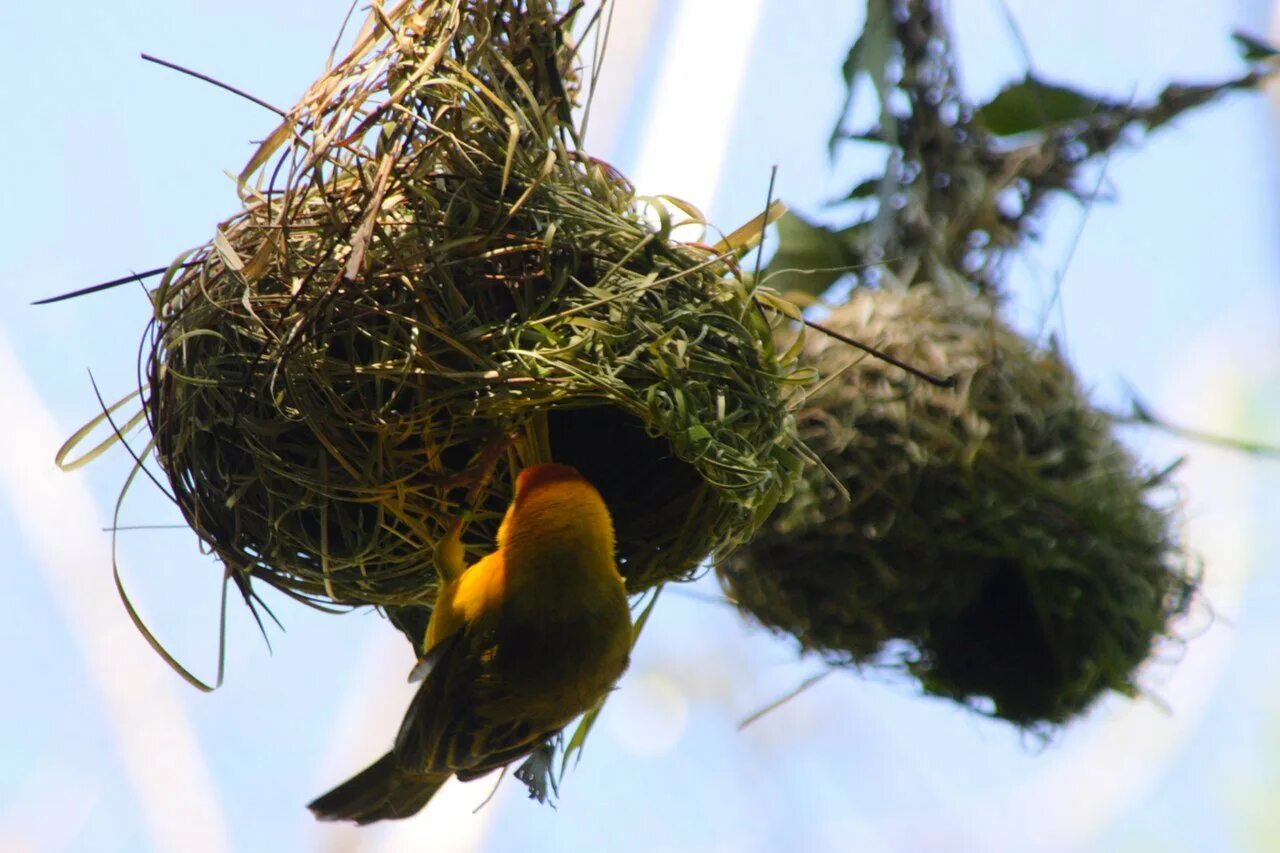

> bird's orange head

[
  {"left": 514, "top": 463, "right": 586, "bottom": 496},
  {"left": 497, "top": 463, "right": 616, "bottom": 576}
]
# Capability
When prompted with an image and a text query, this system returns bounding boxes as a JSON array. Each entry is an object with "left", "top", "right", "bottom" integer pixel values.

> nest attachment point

[{"left": 718, "top": 284, "right": 1197, "bottom": 727}]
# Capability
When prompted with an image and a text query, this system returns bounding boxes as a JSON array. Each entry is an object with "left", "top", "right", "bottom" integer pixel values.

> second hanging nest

[{"left": 719, "top": 284, "right": 1197, "bottom": 727}]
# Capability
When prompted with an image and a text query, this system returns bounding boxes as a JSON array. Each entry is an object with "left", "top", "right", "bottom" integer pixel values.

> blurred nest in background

[
  {"left": 719, "top": 284, "right": 1197, "bottom": 727},
  {"left": 143, "top": 0, "right": 804, "bottom": 613}
]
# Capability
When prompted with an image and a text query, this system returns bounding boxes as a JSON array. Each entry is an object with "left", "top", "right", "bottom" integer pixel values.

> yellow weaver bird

[{"left": 309, "top": 463, "right": 632, "bottom": 823}]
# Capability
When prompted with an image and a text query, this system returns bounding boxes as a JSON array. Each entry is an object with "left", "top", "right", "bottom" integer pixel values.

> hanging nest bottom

[{"left": 719, "top": 284, "right": 1198, "bottom": 727}]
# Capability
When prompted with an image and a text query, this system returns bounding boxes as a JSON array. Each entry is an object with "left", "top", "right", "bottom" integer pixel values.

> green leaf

[
  {"left": 631, "top": 586, "right": 662, "bottom": 643},
  {"left": 975, "top": 75, "right": 1112, "bottom": 136},
  {"left": 685, "top": 424, "right": 712, "bottom": 443},
  {"left": 839, "top": 177, "right": 881, "bottom": 202},
  {"left": 1232, "top": 31, "right": 1280, "bottom": 63},
  {"left": 837, "top": 129, "right": 892, "bottom": 146},
  {"left": 830, "top": 0, "right": 896, "bottom": 156},
  {"left": 763, "top": 212, "right": 862, "bottom": 299},
  {"left": 1144, "top": 82, "right": 1226, "bottom": 132}
]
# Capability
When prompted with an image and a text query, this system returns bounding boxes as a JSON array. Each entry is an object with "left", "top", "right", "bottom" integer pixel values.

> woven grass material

[
  {"left": 719, "top": 284, "right": 1197, "bottom": 727},
  {"left": 144, "top": 0, "right": 805, "bottom": 611}
]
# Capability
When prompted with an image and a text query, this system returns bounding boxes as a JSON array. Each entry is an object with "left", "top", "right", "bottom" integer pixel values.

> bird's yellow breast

[
  {"left": 425, "top": 476, "right": 624, "bottom": 632},
  {"left": 423, "top": 473, "right": 631, "bottom": 723}
]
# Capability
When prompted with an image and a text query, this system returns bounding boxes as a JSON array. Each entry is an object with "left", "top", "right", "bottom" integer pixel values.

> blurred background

[{"left": 0, "top": 1, "right": 1277, "bottom": 850}]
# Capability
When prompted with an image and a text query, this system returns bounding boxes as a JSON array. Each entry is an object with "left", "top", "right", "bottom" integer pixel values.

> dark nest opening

[{"left": 547, "top": 405, "right": 707, "bottom": 591}]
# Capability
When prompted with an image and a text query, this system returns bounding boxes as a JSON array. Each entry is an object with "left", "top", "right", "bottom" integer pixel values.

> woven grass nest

[
  {"left": 142, "top": 0, "right": 804, "bottom": 614},
  {"left": 718, "top": 284, "right": 1197, "bottom": 727}
]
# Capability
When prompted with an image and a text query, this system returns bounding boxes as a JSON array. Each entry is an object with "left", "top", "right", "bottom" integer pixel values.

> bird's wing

[
  {"left": 393, "top": 627, "right": 475, "bottom": 771},
  {"left": 406, "top": 639, "right": 449, "bottom": 683},
  {"left": 452, "top": 725, "right": 559, "bottom": 781},
  {"left": 392, "top": 624, "right": 559, "bottom": 780}
]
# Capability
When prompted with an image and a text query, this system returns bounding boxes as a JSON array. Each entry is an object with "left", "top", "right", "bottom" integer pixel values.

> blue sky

[{"left": 0, "top": 2, "right": 1278, "bottom": 851}]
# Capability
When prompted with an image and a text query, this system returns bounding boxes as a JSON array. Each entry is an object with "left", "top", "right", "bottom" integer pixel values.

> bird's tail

[{"left": 308, "top": 752, "right": 448, "bottom": 824}]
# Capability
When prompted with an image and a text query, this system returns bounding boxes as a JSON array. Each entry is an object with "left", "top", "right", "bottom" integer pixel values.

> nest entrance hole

[
  {"left": 924, "top": 560, "right": 1066, "bottom": 724},
  {"left": 547, "top": 405, "right": 705, "bottom": 588}
]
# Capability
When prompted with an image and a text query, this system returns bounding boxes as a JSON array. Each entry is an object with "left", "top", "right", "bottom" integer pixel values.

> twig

[
  {"left": 86, "top": 370, "right": 177, "bottom": 505},
  {"left": 754, "top": 166, "right": 779, "bottom": 282},
  {"left": 1116, "top": 400, "right": 1280, "bottom": 458},
  {"left": 738, "top": 669, "right": 834, "bottom": 730},
  {"left": 32, "top": 263, "right": 197, "bottom": 306},
  {"left": 473, "top": 765, "right": 510, "bottom": 814},
  {"left": 802, "top": 317, "right": 958, "bottom": 389},
  {"left": 141, "top": 53, "right": 288, "bottom": 117}
]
